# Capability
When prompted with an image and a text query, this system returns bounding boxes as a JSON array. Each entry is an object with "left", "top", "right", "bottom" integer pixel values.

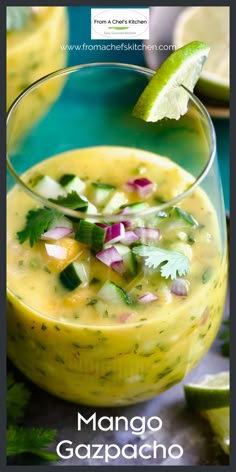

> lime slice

[
  {"left": 184, "top": 371, "right": 230, "bottom": 410},
  {"left": 203, "top": 407, "right": 229, "bottom": 455},
  {"left": 132, "top": 41, "right": 209, "bottom": 122},
  {"left": 173, "top": 7, "right": 229, "bottom": 102}
]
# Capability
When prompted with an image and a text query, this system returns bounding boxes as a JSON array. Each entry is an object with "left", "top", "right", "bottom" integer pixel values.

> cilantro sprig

[
  {"left": 16, "top": 208, "right": 61, "bottom": 247},
  {"left": 7, "top": 373, "right": 58, "bottom": 462},
  {"left": 16, "top": 192, "right": 88, "bottom": 247},
  {"left": 7, "top": 373, "right": 31, "bottom": 424},
  {"left": 132, "top": 245, "right": 190, "bottom": 280},
  {"left": 49, "top": 191, "right": 88, "bottom": 211}
]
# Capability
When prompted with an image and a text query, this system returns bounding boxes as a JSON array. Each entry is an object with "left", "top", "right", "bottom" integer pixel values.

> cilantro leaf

[
  {"left": 219, "top": 318, "right": 229, "bottom": 357},
  {"left": 7, "top": 426, "right": 58, "bottom": 461},
  {"left": 49, "top": 191, "right": 88, "bottom": 211},
  {"left": 7, "top": 374, "right": 58, "bottom": 462},
  {"left": 132, "top": 245, "right": 190, "bottom": 280},
  {"left": 7, "top": 373, "right": 31, "bottom": 425},
  {"left": 17, "top": 208, "right": 61, "bottom": 247}
]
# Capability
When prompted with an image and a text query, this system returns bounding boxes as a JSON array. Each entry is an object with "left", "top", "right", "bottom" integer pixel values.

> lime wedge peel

[
  {"left": 202, "top": 407, "right": 229, "bottom": 455},
  {"left": 184, "top": 371, "right": 230, "bottom": 455},
  {"left": 173, "top": 7, "right": 229, "bottom": 102},
  {"left": 184, "top": 371, "right": 230, "bottom": 410},
  {"left": 132, "top": 41, "right": 210, "bottom": 122}
]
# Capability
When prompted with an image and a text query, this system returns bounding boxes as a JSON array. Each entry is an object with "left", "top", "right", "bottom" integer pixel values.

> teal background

[{"left": 65, "top": 7, "right": 229, "bottom": 212}]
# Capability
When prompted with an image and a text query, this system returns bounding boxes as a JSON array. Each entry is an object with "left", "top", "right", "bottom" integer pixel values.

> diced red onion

[
  {"left": 118, "top": 312, "right": 135, "bottom": 323},
  {"left": 124, "top": 178, "right": 156, "bottom": 198},
  {"left": 122, "top": 220, "right": 132, "bottom": 228},
  {"left": 41, "top": 227, "right": 73, "bottom": 241},
  {"left": 96, "top": 246, "right": 122, "bottom": 267},
  {"left": 111, "top": 260, "right": 126, "bottom": 274},
  {"left": 95, "top": 223, "right": 108, "bottom": 229},
  {"left": 118, "top": 209, "right": 132, "bottom": 228},
  {"left": 120, "top": 230, "right": 139, "bottom": 245},
  {"left": 105, "top": 223, "right": 125, "bottom": 244},
  {"left": 45, "top": 243, "right": 67, "bottom": 259},
  {"left": 119, "top": 207, "right": 130, "bottom": 215},
  {"left": 138, "top": 292, "right": 159, "bottom": 303},
  {"left": 171, "top": 279, "right": 189, "bottom": 296},
  {"left": 135, "top": 227, "right": 160, "bottom": 242}
]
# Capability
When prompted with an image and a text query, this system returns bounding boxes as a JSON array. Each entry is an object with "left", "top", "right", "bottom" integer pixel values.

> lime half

[
  {"left": 173, "top": 7, "right": 229, "bottom": 102},
  {"left": 203, "top": 407, "right": 229, "bottom": 455},
  {"left": 133, "top": 41, "right": 209, "bottom": 122},
  {"left": 184, "top": 371, "right": 230, "bottom": 410}
]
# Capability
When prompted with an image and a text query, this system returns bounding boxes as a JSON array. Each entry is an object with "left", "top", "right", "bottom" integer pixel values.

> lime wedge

[
  {"left": 132, "top": 41, "right": 209, "bottom": 122},
  {"left": 184, "top": 371, "right": 230, "bottom": 410},
  {"left": 203, "top": 407, "right": 229, "bottom": 455},
  {"left": 173, "top": 7, "right": 229, "bottom": 102}
]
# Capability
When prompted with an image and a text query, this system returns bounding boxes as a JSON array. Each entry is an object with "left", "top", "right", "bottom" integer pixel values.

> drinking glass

[
  {"left": 7, "top": 6, "right": 68, "bottom": 141},
  {"left": 7, "top": 63, "right": 228, "bottom": 406}
]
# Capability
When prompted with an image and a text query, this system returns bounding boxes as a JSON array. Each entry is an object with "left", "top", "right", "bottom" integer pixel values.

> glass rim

[{"left": 6, "top": 61, "right": 216, "bottom": 221}]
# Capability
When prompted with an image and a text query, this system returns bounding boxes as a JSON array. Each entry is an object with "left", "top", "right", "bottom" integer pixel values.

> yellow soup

[
  {"left": 7, "top": 7, "right": 68, "bottom": 141},
  {"left": 7, "top": 146, "right": 227, "bottom": 406}
]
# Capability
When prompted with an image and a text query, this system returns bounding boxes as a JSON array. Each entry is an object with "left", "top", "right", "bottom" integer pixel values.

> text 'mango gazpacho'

[{"left": 7, "top": 146, "right": 227, "bottom": 406}]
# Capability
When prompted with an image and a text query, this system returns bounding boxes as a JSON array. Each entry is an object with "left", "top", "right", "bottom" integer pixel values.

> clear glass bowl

[{"left": 7, "top": 63, "right": 228, "bottom": 406}]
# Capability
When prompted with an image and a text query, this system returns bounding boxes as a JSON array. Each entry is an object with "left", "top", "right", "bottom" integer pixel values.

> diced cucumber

[
  {"left": 103, "top": 192, "right": 127, "bottom": 214},
  {"left": 33, "top": 175, "right": 64, "bottom": 199},
  {"left": 174, "top": 207, "right": 199, "bottom": 227},
  {"left": 92, "top": 182, "right": 116, "bottom": 206},
  {"left": 97, "top": 280, "right": 130, "bottom": 305},
  {"left": 75, "top": 220, "right": 106, "bottom": 251},
  {"left": 48, "top": 215, "right": 73, "bottom": 230},
  {"left": 114, "top": 243, "right": 137, "bottom": 276},
  {"left": 120, "top": 201, "right": 148, "bottom": 212},
  {"left": 59, "top": 262, "right": 88, "bottom": 291},
  {"left": 59, "top": 174, "right": 86, "bottom": 195},
  {"left": 85, "top": 201, "right": 98, "bottom": 223}
]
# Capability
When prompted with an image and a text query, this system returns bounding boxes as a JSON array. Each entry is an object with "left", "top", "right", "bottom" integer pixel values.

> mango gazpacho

[
  {"left": 7, "top": 7, "right": 68, "bottom": 140},
  {"left": 7, "top": 146, "right": 227, "bottom": 406}
]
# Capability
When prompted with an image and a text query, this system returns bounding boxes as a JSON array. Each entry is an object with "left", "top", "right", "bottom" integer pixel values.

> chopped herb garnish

[
  {"left": 55, "top": 355, "right": 65, "bottom": 364},
  {"left": 17, "top": 207, "right": 61, "bottom": 247},
  {"left": 132, "top": 245, "right": 190, "bottom": 280},
  {"left": 30, "top": 259, "right": 39, "bottom": 269},
  {"left": 41, "top": 323, "right": 47, "bottom": 331},
  {"left": 188, "top": 234, "right": 196, "bottom": 244},
  {"left": 202, "top": 267, "right": 212, "bottom": 284},
  {"left": 135, "top": 284, "right": 142, "bottom": 290},
  {"left": 86, "top": 298, "right": 98, "bottom": 306},
  {"left": 92, "top": 182, "right": 116, "bottom": 190},
  {"left": 103, "top": 310, "right": 109, "bottom": 318},
  {"left": 90, "top": 277, "right": 100, "bottom": 284}
]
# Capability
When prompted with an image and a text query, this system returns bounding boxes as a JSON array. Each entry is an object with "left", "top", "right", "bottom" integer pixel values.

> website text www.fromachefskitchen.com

[{"left": 56, "top": 413, "right": 183, "bottom": 462}]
